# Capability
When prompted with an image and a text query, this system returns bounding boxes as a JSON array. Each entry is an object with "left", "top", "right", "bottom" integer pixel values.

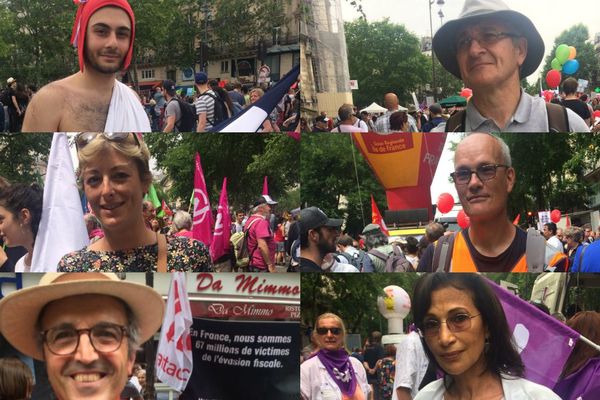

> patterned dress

[
  {"left": 58, "top": 235, "right": 212, "bottom": 272},
  {"left": 376, "top": 358, "right": 395, "bottom": 400}
]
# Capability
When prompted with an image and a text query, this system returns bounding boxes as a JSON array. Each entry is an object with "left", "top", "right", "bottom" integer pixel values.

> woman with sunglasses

[
  {"left": 58, "top": 132, "right": 212, "bottom": 272},
  {"left": 413, "top": 273, "right": 560, "bottom": 400},
  {"left": 301, "top": 312, "right": 370, "bottom": 400}
]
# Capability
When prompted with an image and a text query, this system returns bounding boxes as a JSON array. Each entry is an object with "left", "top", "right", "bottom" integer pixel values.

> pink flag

[
  {"left": 262, "top": 176, "right": 269, "bottom": 195},
  {"left": 192, "top": 152, "right": 213, "bottom": 246},
  {"left": 487, "top": 278, "right": 579, "bottom": 388},
  {"left": 155, "top": 272, "right": 193, "bottom": 391},
  {"left": 210, "top": 177, "right": 232, "bottom": 261}
]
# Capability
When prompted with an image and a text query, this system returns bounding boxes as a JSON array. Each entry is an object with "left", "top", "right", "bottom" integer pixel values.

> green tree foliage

[
  {"left": 0, "top": 0, "right": 76, "bottom": 87},
  {"left": 144, "top": 133, "right": 299, "bottom": 211},
  {"left": 499, "top": 133, "right": 599, "bottom": 220},
  {"left": 345, "top": 19, "right": 429, "bottom": 108},
  {"left": 539, "top": 24, "right": 599, "bottom": 91},
  {"left": 300, "top": 133, "right": 387, "bottom": 236},
  {"left": 0, "top": 133, "right": 52, "bottom": 184},
  {"left": 211, "top": 0, "right": 290, "bottom": 62}
]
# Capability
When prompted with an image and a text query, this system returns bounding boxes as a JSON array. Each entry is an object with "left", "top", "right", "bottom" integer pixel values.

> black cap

[
  {"left": 162, "top": 80, "right": 176, "bottom": 95},
  {"left": 298, "top": 207, "right": 343, "bottom": 234}
]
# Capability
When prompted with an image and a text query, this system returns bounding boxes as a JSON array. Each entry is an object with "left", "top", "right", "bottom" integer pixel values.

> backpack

[
  {"left": 232, "top": 101, "right": 243, "bottom": 116},
  {"left": 431, "top": 228, "right": 562, "bottom": 272},
  {"left": 0, "top": 89, "right": 10, "bottom": 105},
  {"left": 232, "top": 218, "right": 260, "bottom": 270},
  {"left": 368, "top": 245, "right": 412, "bottom": 272},
  {"left": 199, "top": 91, "right": 228, "bottom": 126},
  {"left": 445, "top": 102, "right": 570, "bottom": 132},
  {"left": 169, "top": 98, "right": 196, "bottom": 132},
  {"left": 341, "top": 250, "right": 374, "bottom": 272}
]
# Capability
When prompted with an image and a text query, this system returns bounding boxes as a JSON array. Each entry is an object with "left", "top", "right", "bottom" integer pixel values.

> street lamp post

[{"left": 428, "top": 0, "right": 445, "bottom": 102}]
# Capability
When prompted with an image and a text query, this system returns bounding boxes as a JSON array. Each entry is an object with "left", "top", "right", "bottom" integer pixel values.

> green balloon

[
  {"left": 595, "top": 87, "right": 600, "bottom": 93},
  {"left": 555, "top": 44, "right": 570, "bottom": 64},
  {"left": 551, "top": 58, "right": 562, "bottom": 71}
]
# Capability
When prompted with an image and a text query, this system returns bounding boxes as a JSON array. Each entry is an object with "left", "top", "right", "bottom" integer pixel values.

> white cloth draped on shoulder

[{"left": 105, "top": 80, "right": 151, "bottom": 132}]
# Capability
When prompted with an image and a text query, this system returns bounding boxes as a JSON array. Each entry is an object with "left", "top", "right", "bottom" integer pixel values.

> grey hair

[
  {"left": 364, "top": 230, "right": 388, "bottom": 250},
  {"left": 172, "top": 210, "right": 192, "bottom": 231},
  {"left": 461, "top": 133, "right": 512, "bottom": 167}
]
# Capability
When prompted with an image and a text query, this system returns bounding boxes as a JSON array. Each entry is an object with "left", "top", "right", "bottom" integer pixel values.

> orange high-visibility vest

[{"left": 450, "top": 231, "right": 527, "bottom": 272}]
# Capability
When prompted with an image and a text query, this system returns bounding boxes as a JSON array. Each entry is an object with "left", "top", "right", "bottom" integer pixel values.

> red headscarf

[{"left": 70, "top": 0, "right": 135, "bottom": 72}]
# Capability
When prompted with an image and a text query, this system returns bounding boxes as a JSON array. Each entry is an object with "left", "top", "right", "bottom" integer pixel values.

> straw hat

[
  {"left": 0, "top": 273, "right": 165, "bottom": 360},
  {"left": 432, "top": 0, "right": 544, "bottom": 80}
]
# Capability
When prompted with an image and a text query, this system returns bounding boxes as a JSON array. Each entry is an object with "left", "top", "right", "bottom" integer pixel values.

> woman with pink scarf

[{"left": 301, "top": 313, "right": 370, "bottom": 400}]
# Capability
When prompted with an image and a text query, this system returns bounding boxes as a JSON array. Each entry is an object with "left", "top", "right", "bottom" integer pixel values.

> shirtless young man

[{"left": 23, "top": 0, "right": 150, "bottom": 132}]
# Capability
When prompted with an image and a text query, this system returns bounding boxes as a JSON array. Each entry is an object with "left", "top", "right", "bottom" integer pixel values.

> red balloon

[
  {"left": 546, "top": 70, "right": 561, "bottom": 89},
  {"left": 437, "top": 193, "right": 454, "bottom": 214},
  {"left": 460, "top": 88, "right": 473, "bottom": 98},
  {"left": 550, "top": 209, "right": 561, "bottom": 223},
  {"left": 457, "top": 210, "right": 470, "bottom": 229},
  {"left": 543, "top": 90, "right": 554, "bottom": 102}
]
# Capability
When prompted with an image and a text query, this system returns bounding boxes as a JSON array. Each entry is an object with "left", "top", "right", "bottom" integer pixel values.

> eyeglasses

[
  {"left": 316, "top": 327, "right": 342, "bottom": 336},
  {"left": 456, "top": 31, "right": 521, "bottom": 52},
  {"left": 450, "top": 164, "right": 509, "bottom": 185},
  {"left": 41, "top": 323, "right": 128, "bottom": 356},
  {"left": 421, "top": 313, "right": 481, "bottom": 338},
  {"left": 75, "top": 132, "right": 141, "bottom": 151}
]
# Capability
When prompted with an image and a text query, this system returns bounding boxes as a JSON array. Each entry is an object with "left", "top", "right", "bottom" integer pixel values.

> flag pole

[{"left": 579, "top": 334, "right": 600, "bottom": 352}]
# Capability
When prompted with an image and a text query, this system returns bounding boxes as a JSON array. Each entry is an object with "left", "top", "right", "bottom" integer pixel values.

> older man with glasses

[
  {"left": 431, "top": 0, "right": 588, "bottom": 132},
  {"left": 0, "top": 272, "right": 165, "bottom": 400},
  {"left": 418, "top": 133, "right": 527, "bottom": 272}
]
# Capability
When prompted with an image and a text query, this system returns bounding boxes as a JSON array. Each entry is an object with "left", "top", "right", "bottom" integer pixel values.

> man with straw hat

[
  {"left": 0, "top": 273, "right": 165, "bottom": 399},
  {"left": 432, "top": 0, "right": 588, "bottom": 132}
]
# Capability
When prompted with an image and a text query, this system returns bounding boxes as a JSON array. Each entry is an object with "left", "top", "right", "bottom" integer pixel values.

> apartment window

[
  {"left": 141, "top": 69, "right": 155, "bottom": 80},
  {"left": 221, "top": 61, "right": 229, "bottom": 73}
]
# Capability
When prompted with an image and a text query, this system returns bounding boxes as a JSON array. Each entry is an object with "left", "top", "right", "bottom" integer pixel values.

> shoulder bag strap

[
  {"left": 445, "top": 110, "right": 466, "bottom": 132},
  {"left": 157, "top": 233, "right": 167, "bottom": 273}
]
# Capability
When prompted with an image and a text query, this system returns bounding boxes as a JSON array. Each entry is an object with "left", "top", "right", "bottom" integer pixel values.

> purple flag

[{"left": 487, "top": 278, "right": 579, "bottom": 388}]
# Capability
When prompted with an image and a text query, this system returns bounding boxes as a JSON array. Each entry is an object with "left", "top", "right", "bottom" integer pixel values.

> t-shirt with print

[
  {"left": 245, "top": 214, "right": 275, "bottom": 270},
  {"left": 195, "top": 89, "right": 216, "bottom": 130}
]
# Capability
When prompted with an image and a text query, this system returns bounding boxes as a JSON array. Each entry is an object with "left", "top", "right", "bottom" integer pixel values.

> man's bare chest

[{"left": 58, "top": 90, "right": 112, "bottom": 132}]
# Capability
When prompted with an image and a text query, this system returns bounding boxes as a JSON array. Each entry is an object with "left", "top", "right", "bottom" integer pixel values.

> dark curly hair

[{"left": 412, "top": 273, "right": 524, "bottom": 388}]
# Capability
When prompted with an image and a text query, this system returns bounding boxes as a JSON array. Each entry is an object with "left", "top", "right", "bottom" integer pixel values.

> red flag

[
  {"left": 192, "top": 152, "right": 213, "bottom": 246},
  {"left": 210, "top": 177, "right": 232, "bottom": 262},
  {"left": 371, "top": 195, "right": 389, "bottom": 236},
  {"left": 566, "top": 214, "right": 571, "bottom": 228},
  {"left": 262, "top": 176, "right": 269, "bottom": 195},
  {"left": 513, "top": 213, "right": 520, "bottom": 225},
  {"left": 161, "top": 199, "right": 173, "bottom": 216},
  {"left": 155, "top": 272, "right": 193, "bottom": 391}
]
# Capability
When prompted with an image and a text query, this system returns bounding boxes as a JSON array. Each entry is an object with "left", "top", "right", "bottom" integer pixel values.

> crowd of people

[
  {"left": 0, "top": 133, "right": 300, "bottom": 274},
  {"left": 299, "top": 132, "right": 600, "bottom": 273},
  {"left": 307, "top": 78, "right": 600, "bottom": 134},
  {"left": 301, "top": 273, "right": 600, "bottom": 400},
  {"left": 143, "top": 77, "right": 300, "bottom": 133},
  {"left": 0, "top": 77, "right": 37, "bottom": 133}
]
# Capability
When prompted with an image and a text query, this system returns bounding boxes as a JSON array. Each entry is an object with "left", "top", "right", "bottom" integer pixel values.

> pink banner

[
  {"left": 192, "top": 153, "right": 213, "bottom": 247},
  {"left": 210, "top": 178, "right": 231, "bottom": 262},
  {"left": 262, "top": 176, "right": 269, "bottom": 195}
]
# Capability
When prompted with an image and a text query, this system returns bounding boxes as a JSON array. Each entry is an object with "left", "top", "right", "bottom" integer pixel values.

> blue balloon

[{"left": 562, "top": 59, "right": 579, "bottom": 75}]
